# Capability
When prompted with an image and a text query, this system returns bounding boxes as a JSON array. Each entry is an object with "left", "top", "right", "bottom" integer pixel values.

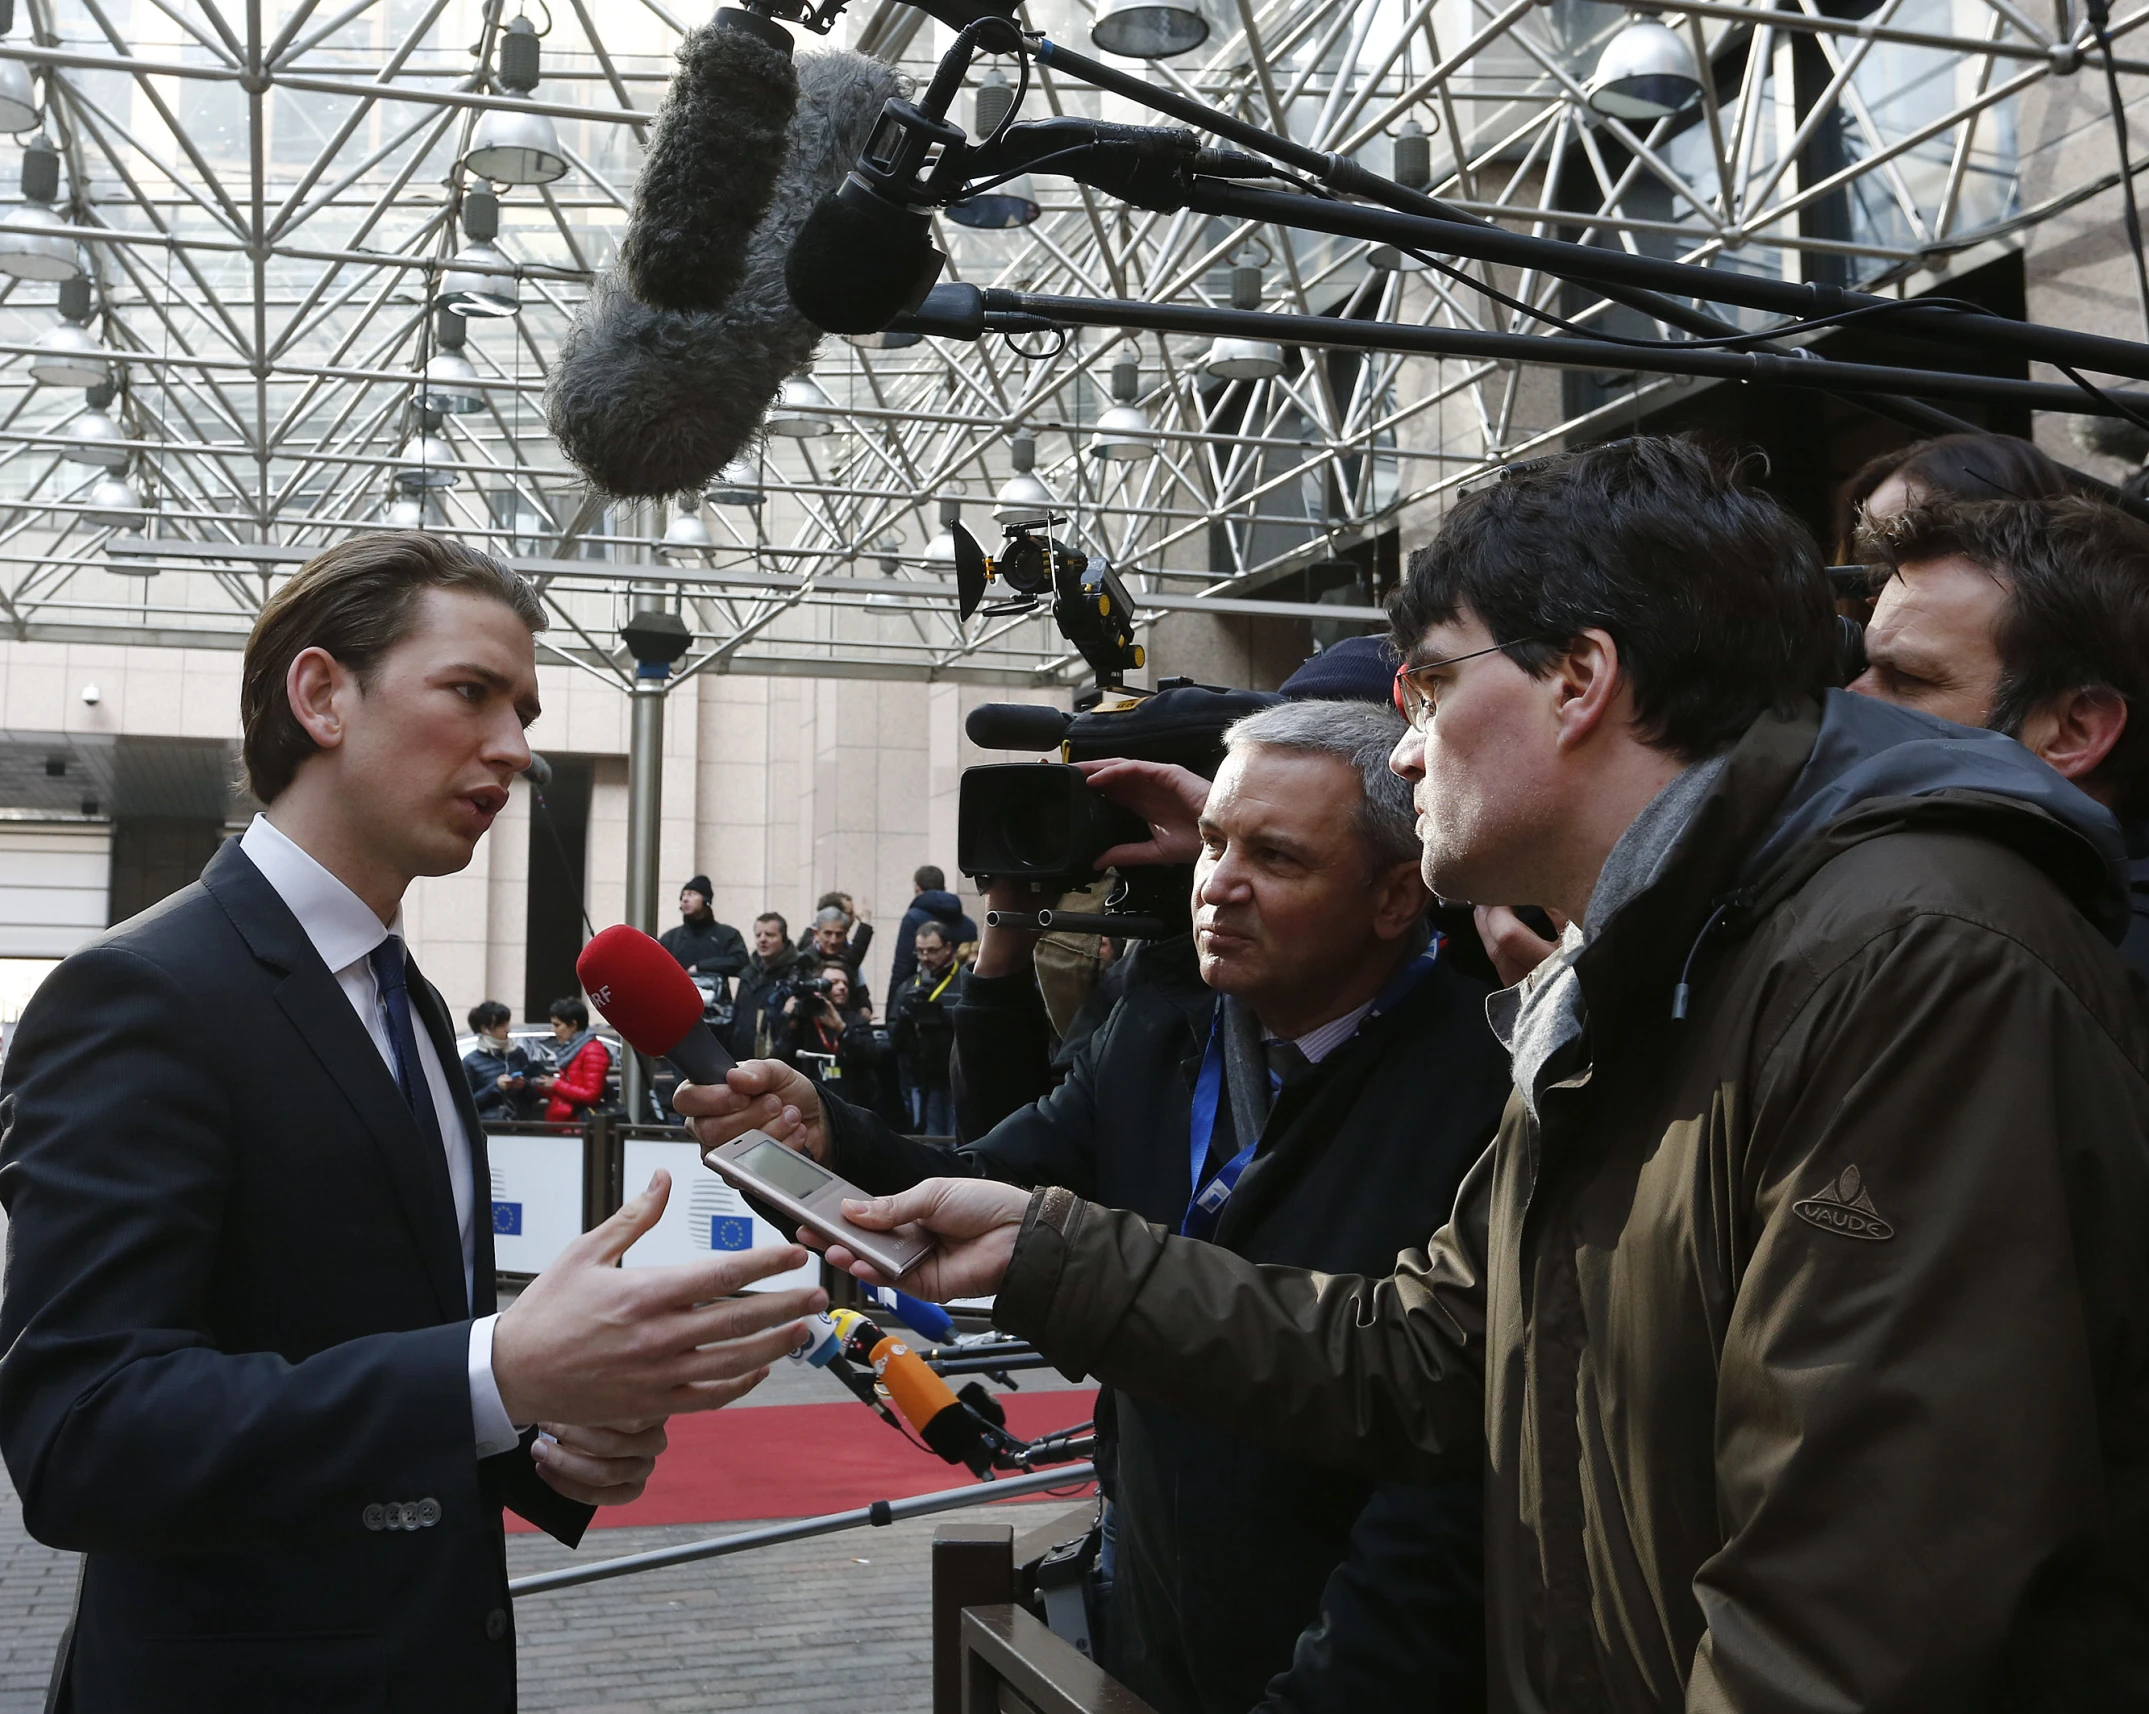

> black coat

[
  {"left": 659, "top": 913, "right": 749, "bottom": 978},
  {"left": 0, "top": 839, "right": 589, "bottom": 1713},
  {"left": 887, "top": 889, "right": 978, "bottom": 990},
  {"left": 819, "top": 932, "right": 1508, "bottom": 1714},
  {"left": 462, "top": 1041, "right": 534, "bottom": 1122},
  {"left": 886, "top": 962, "right": 967, "bottom": 1094}
]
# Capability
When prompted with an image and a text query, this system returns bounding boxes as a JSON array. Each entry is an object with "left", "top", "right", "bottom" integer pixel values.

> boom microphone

[
  {"left": 619, "top": 10, "right": 799, "bottom": 315},
  {"left": 575, "top": 924, "right": 738, "bottom": 1085},
  {"left": 965, "top": 702, "right": 1074, "bottom": 754},
  {"left": 546, "top": 49, "right": 901, "bottom": 497}
]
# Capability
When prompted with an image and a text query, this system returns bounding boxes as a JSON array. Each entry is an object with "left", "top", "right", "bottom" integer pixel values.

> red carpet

[{"left": 510, "top": 1389, "right": 1099, "bottom": 1531}]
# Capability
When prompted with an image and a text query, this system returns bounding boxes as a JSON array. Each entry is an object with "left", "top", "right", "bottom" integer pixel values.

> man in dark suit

[{"left": 0, "top": 533, "right": 824, "bottom": 1712}]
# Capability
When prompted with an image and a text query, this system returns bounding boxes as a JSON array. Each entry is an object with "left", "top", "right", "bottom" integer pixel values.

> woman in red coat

[{"left": 540, "top": 995, "right": 612, "bottom": 1122}]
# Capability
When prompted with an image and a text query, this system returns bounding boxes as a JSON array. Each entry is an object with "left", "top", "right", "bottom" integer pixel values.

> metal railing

[
  {"left": 510, "top": 1464, "right": 1094, "bottom": 1596},
  {"left": 933, "top": 1517, "right": 1154, "bottom": 1714}
]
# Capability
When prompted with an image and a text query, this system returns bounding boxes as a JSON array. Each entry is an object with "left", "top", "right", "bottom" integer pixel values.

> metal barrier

[
  {"left": 959, "top": 1608, "right": 1155, "bottom": 1714},
  {"left": 933, "top": 1517, "right": 1153, "bottom": 1714},
  {"left": 509, "top": 1463, "right": 1095, "bottom": 1596}
]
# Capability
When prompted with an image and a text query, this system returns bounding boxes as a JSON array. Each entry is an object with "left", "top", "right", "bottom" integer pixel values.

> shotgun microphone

[
  {"left": 619, "top": 9, "right": 800, "bottom": 315},
  {"left": 575, "top": 924, "right": 737, "bottom": 1085}
]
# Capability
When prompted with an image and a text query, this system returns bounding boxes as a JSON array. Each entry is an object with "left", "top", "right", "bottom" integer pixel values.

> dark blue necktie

[{"left": 370, "top": 934, "right": 446, "bottom": 1160}]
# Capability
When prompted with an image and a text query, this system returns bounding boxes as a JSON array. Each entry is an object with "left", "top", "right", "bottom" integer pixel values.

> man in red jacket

[{"left": 541, "top": 995, "right": 612, "bottom": 1122}]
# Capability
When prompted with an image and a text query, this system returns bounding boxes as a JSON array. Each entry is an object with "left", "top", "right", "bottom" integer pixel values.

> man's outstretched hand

[
  {"left": 491, "top": 1170, "right": 825, "bottom": 1427},
  {"left": 807, "top": 1177, "right": 1033, "bottom": 1303},
  {"left": 1076, "top": 758, "right": 1209, "bottom": 869},
  {"left": 675, "top": 1060, "right": 830, "bottom": 1162}
]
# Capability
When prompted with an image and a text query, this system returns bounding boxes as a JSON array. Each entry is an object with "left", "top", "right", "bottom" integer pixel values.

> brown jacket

[{"left": 995, "top": 697, "right": 2149, "bottom": 1712}]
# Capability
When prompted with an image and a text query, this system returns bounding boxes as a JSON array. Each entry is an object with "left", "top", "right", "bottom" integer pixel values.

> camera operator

[
  {"left": 886, "top": 922, "right": 965, "bottom": 1136},
  {"left": 726, "top": 912, "right": 805, "bottom": 1064},
  {"left": 681, "top": 699, "right": 1511, "bottom": 1714},
  {"left": 776, "top": 965, "right": 890, "bottom": 1110},
  {"left": 1848, "top": 494, "right": 2149, "bottom": 977},
  {"left": 788, "top": 437, "right": 2149, "bottom": 1711},
  {"left": 806, "top": 904, "right": 873, "bottom": 1010},
  {"left": 463, "top": 999, "right": 534, "bottom": 1121},
  {"left": 659, "top": 874, "right": 748, "bottom": 979},
  {"left": 797, "top": 890, "right": 873, "bottom": 966}
]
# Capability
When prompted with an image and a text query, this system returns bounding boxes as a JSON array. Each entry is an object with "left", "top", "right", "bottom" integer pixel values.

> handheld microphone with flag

[{"left": 575, "top": 924, "right": 738, "bottom": 1085}]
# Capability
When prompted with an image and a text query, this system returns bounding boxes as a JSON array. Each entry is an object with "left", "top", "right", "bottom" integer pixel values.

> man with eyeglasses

[{"left": 782, "top": 436, "right": 2149, "bottom": 1709}]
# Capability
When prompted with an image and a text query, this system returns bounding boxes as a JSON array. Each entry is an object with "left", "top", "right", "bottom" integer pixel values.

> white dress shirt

[{"left": 240, "top": 815, "right": 524, "bottom": 1459}]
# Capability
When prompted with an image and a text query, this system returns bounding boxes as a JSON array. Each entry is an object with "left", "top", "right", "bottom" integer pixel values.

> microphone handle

[{"left": 661, "top": 1019, "right": 738, "bottom": 1085}]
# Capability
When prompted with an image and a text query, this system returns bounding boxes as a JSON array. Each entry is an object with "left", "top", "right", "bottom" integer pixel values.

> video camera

[{"left": 960, "top": 678, "right": 1278, "bottom": 939}]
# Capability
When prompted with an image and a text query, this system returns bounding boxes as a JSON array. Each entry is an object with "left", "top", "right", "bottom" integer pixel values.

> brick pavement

[{"left": 0, "top": 1411, "right": 1089, "bottom": 1714}]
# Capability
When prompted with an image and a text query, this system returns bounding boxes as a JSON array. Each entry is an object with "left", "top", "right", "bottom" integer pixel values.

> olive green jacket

[{"left": 995, "top": 699, "right": 2149, "bottom": 1712}]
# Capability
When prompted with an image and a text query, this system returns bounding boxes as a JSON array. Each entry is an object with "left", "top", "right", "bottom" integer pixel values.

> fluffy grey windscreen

[{"left": 545, "top": 49, "right": 902, "bottom": 498}]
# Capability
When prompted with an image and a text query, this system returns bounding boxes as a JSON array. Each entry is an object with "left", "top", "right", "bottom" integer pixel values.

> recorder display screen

[{"left": 734, "top": 1138, "right": 835, "bottom": 1201}]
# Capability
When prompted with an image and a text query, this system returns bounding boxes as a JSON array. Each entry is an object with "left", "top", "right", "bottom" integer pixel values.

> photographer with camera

[
  {"left": 886, "top": 921, "right": 966, "bottom": 1136},
  {"left": 775, "top": 964, "right": 891, "bottom": 1112},
  {"left": 680, "top": 698, "right": 1509, "bottom": 1714},
  {"left": 726, "top": 912, "right": 807, "bottom": 1065}
]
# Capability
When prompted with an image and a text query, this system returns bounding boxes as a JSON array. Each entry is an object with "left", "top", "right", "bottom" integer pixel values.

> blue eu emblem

[
  {"left": 710, "top": 1216, "right": 752, "bottom": 1251},
  {"left": 492, "top": 1200, "right": 522, "bottom": 1236}
]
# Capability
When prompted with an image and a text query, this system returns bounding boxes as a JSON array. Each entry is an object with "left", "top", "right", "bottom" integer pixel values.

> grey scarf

[{"left": 1487, "top": 753, "right": 1728, "bottom": 1120}]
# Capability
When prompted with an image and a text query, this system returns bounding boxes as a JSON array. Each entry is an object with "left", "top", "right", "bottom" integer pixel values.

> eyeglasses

[{"left": 1391, "top": 640, "right": 1543, "bottom": 729}]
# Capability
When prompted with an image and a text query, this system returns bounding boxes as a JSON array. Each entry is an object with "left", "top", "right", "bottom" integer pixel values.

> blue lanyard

[{"left": 1181, "top": 941, "right": 1442, "bottom": 1239}]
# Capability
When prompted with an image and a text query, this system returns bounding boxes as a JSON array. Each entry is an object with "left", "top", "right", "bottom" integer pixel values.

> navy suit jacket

[{"left": 0, "top": 838, "right": 591, "bottom": 1713}]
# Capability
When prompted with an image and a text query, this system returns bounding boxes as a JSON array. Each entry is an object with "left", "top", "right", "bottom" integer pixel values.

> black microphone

[
  {"left": 620, "top": 10, "right": 800, "bottom": 316},
  {"left": 785, "top": 172, "right": 946, "bottom": 335},
  {"left": 546, "top": 49, "right": 900, "bottom": 497},
  {"left": 966, "top": 702, "right": 1073, "bottom": 753}
]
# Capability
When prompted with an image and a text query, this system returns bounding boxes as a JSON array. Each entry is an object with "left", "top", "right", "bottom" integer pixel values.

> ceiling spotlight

[
  {"left": 85, "top": 472, "right": 140, "bottom": 528},
  {"left": 994, "top": 431, "right": 1056, "bottom": 523},
  {"left": 1205, "top": 336, "right": 1285, "bottom": 381},
  {"left": 660, "top": 503, "right": 714, "bottom": 560},
  {"left": 420, "top": 307, "right": 485, "bottom": 414},
  {"left": 1091, "top": 354, "right": 1156, "bottom": 462},
  {"left": 767, "top": 372, "right": 836, "bottom": 438},
  {"left": 925, "top": 497, "right": 964, "bottom": 571},
  {"left": 705, "top": 457, "right": 764, "bottom": 507},
  {"left": 1393, "top": 119, "right": 1433, "bottom": 192},
  {"left": 1090, "top": 0, "right": 1210, "bottom": 60},
  {"left": 439, "top": 241, "right": 518, "bottom": 318},
  {"left": 31, "top": 278, "right": 107, "bottom": 386},
  {"left": 0, "top": 136, "right": 79, "bottom": 282},
  {"left": 396, "top": 411, "right": 460, "bottom": 489},
  {"left": 464, "top": 16, "right": 567, "bottom": 185},
  {"left": 948, "top": 177, "right": 1041, "bottom": 229},
  {"left": 439, "top": 190, "right": 519, "bottom": 317},
  {"left": 64, "top": 385, "right": 127, "bottom": 468},
  {"left": 1205, "top": 263, "right": 1284, "bottom": 380},
  {"left": 952, "top": 77, "right": 1042, "bottom": 229},
  {"left": 1586, "top": 14, "right": 1704, "bottom": 123},
  {"left": 384, "top": 491, "right": 427, "bottom": 529},
  {"left": 0, "top": 56, "right": 39, "bottom": 137}
]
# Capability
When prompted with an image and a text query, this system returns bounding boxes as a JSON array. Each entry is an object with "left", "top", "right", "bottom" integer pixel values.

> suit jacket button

[
  {"left": 485, "top": 1608, "right": 509, "bottom": 1642},
  {"left": 362, "top": 1504, "right": 385, "bottom": 1531},
  {"left": 417, "top": 1498, "right": 441, "bottom": 1527}
]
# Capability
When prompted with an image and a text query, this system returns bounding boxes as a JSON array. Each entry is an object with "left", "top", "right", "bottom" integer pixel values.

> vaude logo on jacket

[{"left": 1793, "top": 1163, "right": 1894, "bottom": 1241}]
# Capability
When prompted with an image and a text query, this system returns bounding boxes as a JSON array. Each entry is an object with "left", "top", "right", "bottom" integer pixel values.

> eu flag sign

[
  {"left": 710, "top": 1216, "right": 752, "bottom": 1251},
  {"left": 492, "top": 1200, "right": 523, "bottom": 1236}
]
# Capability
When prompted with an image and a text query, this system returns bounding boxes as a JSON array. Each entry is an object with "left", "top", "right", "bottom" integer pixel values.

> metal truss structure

[{"left": 0, "top": 0, "right": 2131, "bottom": 690}]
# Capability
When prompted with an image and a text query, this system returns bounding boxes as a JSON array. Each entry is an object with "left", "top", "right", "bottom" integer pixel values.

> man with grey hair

[{"left": 680, "top": 697, "right": 1510, "bottom": 1714}]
